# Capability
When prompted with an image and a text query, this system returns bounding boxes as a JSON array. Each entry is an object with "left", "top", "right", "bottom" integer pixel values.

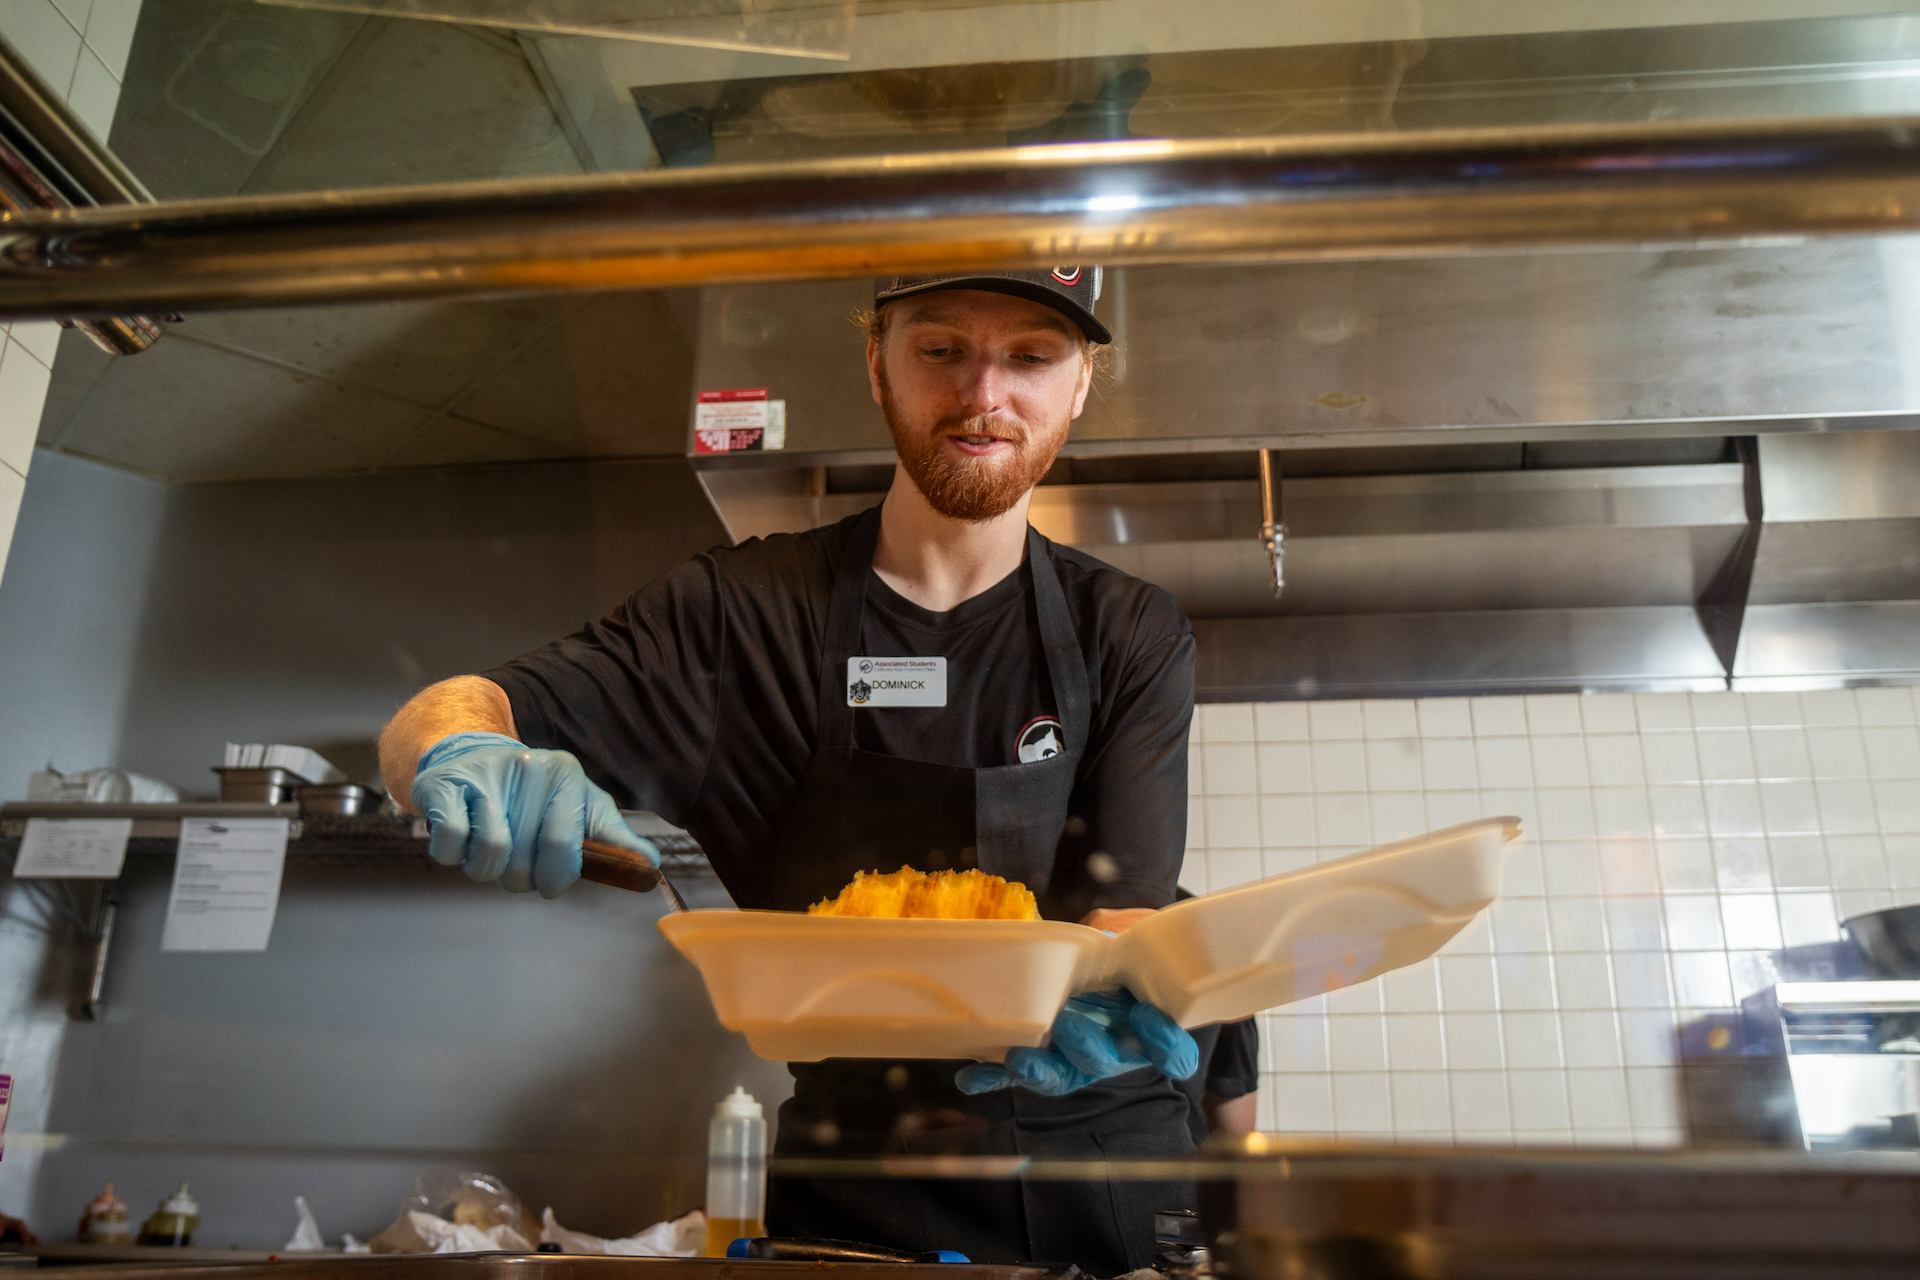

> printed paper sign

[
  {"left": 847, "top": 656, "right": 947, "bottom": 707},
  {"left": 161, "top": 817, "right": 290, "bottom": 953},
  {"left": 14, "top": 817, "right": 132, "bottom": 877},
  {"left": 694, "top": 389, "right": 785, "bottom": 453},
  {"left": 0, "top": 1074, "right": 10, "bottom": 1163}
]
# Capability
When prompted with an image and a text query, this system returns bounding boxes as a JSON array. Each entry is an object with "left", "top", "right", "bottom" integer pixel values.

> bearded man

[{"left": 377, "top": 269, "right": 1202, "bottom": 1275}]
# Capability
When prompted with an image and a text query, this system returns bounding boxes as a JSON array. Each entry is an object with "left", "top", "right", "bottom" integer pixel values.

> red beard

[{"left": 877, "top": 361, "right": 1071, "bottom": 523}]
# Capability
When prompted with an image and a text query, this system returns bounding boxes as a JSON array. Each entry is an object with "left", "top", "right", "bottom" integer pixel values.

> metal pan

[{"left": 1843, "top": 905, "right": 1920, "bottom": 978}]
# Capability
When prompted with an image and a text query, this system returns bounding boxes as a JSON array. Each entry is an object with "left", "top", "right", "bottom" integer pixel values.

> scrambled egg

[{"left": 807, "top": 867, "right": 1040, "bottom": 920}]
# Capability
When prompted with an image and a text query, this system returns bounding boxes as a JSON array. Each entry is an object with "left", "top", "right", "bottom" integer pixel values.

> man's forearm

[
  {"left": 1204, "top": 1090, "right": 1258, "bottom": 1137},
  {"left": 379, "top": 675, "right": 517, "bottom": 813}
]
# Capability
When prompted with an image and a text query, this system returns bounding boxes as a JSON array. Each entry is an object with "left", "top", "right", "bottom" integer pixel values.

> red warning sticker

[
  {"left": 698, "top": 387, "right": 771, "bottom": 452},
  {"left": 694, "top": 389, "right": 784, "bottom": 453}
]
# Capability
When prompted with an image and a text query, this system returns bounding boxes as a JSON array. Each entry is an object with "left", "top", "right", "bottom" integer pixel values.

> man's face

[{"left": 868, "top": 288, "right": 1096, "bottom": 523}]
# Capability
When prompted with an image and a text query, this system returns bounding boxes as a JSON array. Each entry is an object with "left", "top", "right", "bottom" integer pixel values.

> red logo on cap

[{"left": 1051, "top": 267, "right": 1081, "bottom": 285}]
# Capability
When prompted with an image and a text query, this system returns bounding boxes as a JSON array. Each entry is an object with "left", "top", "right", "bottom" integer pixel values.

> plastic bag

[
  {"left": 28, "top": 767, "right": 179, "bottom": 803},
  {"left": 368, "top": 1171, "right": 538, "bottom": 1255},
  {"left": 405, "top": 1211, "right": 533, "bottom": 1254},
  {"left": 284, "top": 1197, "right": 325, "bottom": 1251},
  {"left": 407, "top": 1170, "right": 538, "bottom": 1242},
  {"left": 539, "top": 1207, "right": 704, "bottom": 1256}
]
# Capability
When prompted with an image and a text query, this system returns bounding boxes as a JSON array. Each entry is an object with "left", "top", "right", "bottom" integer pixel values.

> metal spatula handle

[{"left": 581, "top": 837, "right": 689, "bottom": 911}]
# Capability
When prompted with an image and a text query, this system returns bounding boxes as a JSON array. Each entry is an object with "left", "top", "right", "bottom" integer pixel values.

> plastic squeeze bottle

[
  {"left": 139, "top": 1183, "right": 199, "bottom": 1247},
  {"left": 704, "top": 1086, "right": 766, "bottom": 1257}
]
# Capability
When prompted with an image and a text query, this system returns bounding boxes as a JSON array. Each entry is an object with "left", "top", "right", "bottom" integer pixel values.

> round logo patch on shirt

[{"left": 1016, "top": 716, "right": 1065, "bottom": 763}]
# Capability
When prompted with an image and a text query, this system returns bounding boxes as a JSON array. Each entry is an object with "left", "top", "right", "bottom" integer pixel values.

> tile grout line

[{"left": 1214, "top": 690, "right": 1917, "bottom": 1143}]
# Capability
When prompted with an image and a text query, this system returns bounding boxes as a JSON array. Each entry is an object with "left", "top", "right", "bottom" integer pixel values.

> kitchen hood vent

[
  {"left": 688, "top": 252, "right": 1920, "bottom": 699},
  {"left": 698, "top": 429, "right": 1918, "bottom": 700}
]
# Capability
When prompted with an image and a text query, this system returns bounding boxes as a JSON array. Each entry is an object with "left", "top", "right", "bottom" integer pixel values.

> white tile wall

[
  {"left": 1184, "top": 689, "right": 1920, "bottom": 1149},
  {"left": 0, "top": 0, "right": 137, "bottom": 121},
  {"left": 0, "top": 0, "right": 139, "bottom": 589}
]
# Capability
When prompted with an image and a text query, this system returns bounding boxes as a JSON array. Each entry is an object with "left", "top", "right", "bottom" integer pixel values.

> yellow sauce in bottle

[{"left": 705, "top": 1216, "right": 765, "bottom": 1258}]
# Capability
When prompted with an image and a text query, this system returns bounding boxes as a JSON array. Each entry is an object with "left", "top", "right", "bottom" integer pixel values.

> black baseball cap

[{"left": 873, "top": 267, "right": 1110, "bottom": 344}]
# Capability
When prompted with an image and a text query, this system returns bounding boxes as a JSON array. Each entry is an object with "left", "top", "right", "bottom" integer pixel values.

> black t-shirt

[
  {"left": 485, "top": 508, "right": 1197, "bottom": 917},
  {"left": 1182, "top": 1018, "right": 1261, "bottom": 1144}
]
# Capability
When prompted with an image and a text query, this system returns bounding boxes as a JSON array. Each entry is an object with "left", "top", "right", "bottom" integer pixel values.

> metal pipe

[
  {"left": 1258, "top": 449, "right": 1285, "bottom": 599},
  {"left": 0, "top": 33, "right": 163, "bottom": 350},
  {"left": 81, "top": 879, "right": 117, "bottom": 1021},
  {"left": 0, "top": 38, "right": 150, "bottom": 207},
  {"left": 5, "top": 116, "right": 1920, "bottom": 318}
]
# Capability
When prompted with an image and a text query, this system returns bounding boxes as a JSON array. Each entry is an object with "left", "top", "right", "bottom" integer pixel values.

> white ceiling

[{"left": 32, "top": 3, "right": 697, "bottom": 483}]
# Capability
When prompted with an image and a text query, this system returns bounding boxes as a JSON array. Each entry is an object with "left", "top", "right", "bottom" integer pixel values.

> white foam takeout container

[{"left": 657, "top": 816, "right": 1520, "bottom": 1062}]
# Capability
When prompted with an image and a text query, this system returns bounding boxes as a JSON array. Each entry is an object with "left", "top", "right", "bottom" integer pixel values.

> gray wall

[
  {"left": 0, "top": 449, "right": 168, "bottom": 801},
  {"left": 0, "top": 448, "right": 168, "bottom": 1222},
  {"left": 32, "top": 857, "right": 780, "bottom": 1244},
  {"left": 114, "top": 457, "right": 728, "bottom": 795},
  {"left": 2, "top": 453, "right": 797, "bottom": 1244}
]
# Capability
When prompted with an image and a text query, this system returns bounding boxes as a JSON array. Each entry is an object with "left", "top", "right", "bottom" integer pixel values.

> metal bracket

[{"left": 1695, "top": 436, "right": 1765, "bottom": 686}]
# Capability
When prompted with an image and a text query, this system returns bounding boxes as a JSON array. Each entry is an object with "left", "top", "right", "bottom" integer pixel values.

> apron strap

[
  {"left": 815, "top": 505, "right": 884, "bottom": 752},
  {"left": 812, "top": 506, "right": 1093, "bottom": 757},
  {"left": 1025, "top": 526, "right": 1092, "bottom": 754}
]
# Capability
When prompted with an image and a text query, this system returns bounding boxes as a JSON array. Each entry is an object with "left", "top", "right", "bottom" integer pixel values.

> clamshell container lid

[{"left": 658, "top": 816, "right": 1519, "bottom": 1062}]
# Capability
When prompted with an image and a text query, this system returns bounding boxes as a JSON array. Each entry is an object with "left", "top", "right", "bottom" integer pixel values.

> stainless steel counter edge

[
  {"left": 12, "top": 1258, "right": 1053, "bottom": 1280},
  {"left": 1, "top": 801, "right": 301, "bottom": 841}
]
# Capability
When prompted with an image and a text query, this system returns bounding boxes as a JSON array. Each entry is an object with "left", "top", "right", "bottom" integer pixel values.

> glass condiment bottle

[
  {"left": 703, "top": 1086, "right": 766, "bottom": 1257},
  {"left": 78, "top": 1183, "right": 131, "bottom": 1245},
  {"left": 138, "top": 1183, "right": 199, "bottom": 1247}
]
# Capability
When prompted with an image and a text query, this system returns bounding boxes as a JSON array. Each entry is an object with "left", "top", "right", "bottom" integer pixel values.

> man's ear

[
  {"left": 1069, "top": 346, "right": 1096, "bottom": 419},
  {"left": 866, "top": 336, "right": 885, "bottom": 407}
]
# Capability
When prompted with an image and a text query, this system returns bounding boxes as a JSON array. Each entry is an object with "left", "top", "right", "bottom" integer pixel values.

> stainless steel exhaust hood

[
  {"left": 1737, "top": 431, "right": 1920, "bottom": 692},
  {"left": 689, "top": 252, "right": 1920, "bottom": 700},
  {"left": 686, "top": 241, "right": 1920, "bottom": 462},
  {"left": 1029, "top": 464, "right": 1749, "bottom": 619}
]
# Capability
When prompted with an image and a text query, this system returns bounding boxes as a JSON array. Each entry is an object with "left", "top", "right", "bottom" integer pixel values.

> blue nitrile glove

[
  {"left": 411, "top": 730, "right": 656, "bottom": 899},
  {"left": 954, "top": 988, "right": 1200, "bottom": 1097}
]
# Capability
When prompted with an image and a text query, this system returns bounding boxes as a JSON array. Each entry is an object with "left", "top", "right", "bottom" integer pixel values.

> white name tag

[{"left": 848, "top": 656, "right": 946, "bottom": 707}]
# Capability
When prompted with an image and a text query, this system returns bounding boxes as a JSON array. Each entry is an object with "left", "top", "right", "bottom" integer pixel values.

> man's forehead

[{"left": 893, "top": 291, "right": 1077, "bottom": 338}]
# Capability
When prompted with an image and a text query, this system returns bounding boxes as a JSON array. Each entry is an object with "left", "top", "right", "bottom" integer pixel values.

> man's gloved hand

[
  {"left": 953, "top": 988, "right": 1199, "bottom": 1097},
  {"left": 410, "top": 730, "right": 656, "bottom": 899}
]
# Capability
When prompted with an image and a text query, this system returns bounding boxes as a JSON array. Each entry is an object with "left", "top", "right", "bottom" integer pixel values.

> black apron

[{"left": 762, "top": 505, "right": 1195, "bottom": 1277}]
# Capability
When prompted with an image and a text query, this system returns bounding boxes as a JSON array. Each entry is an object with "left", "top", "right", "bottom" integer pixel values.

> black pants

[{"left": 768, "top": 1059, "right": 1196, "bottom": 1277}]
